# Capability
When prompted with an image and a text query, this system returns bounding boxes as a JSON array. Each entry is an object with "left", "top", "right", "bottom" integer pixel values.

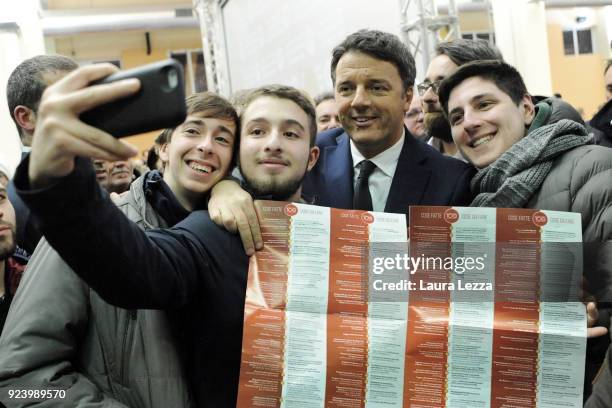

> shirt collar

[{"left": 350, "top": 129, "right": 405, "bottom": 177}]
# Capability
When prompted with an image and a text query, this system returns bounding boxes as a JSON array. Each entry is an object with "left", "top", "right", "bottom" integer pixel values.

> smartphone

[{"left": 80, "top": 59, "right": 187, "bottom": 138}]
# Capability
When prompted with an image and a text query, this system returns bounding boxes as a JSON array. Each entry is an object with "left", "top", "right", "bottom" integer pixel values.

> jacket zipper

[{"left": 121, "top": 310, "right": 137, "bottom": 384}]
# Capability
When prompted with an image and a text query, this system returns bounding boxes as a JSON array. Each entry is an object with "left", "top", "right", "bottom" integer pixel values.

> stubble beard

[
  {"left": 240, "top": 164, "right": 307, "bottom": 202},
  {"left": 424, "top": 111, "right": 454, "bottom": 144},
  {"left": 0, "top": 227, "right": 16, "bottom": 261}
]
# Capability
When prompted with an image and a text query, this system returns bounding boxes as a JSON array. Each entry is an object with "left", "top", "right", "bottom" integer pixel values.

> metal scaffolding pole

[
  {"left": 193, "top": 0, "right": 231, "bottom": 96},
  {"left": 398, "top": 0, "right": 461, "bottom": 76}
]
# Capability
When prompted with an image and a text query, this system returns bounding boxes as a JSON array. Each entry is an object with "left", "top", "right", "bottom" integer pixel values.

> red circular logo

[
  {"left": 444, "top": 208, "right": 459, "bottom": 224},
  {"left": 361, "top": 212, "right": 374, "bottom": 224},
  {"left": 284, "top": 204, "right": 298, "bottom": 217},
  {"left": 533, "top": 211, "right": 548, "bottom": 227}
]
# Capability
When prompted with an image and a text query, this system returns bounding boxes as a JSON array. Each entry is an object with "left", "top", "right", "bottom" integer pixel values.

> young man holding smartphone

[{"left": 0, "top": 88, "right": 238, "bottom": 408}]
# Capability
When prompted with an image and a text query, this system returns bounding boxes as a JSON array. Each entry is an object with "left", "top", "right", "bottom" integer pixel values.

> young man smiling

[
  {"left": 12, "top": 64, "right": 319, "bottom": 406},
  {"left": 438, "top": 61, "right": 611, "bottom": 306},
  {"left": 237, "top": 86, "right": 319, "bottom": 202},
  {"left": 0, "top": 90, "right": 238, "bottom": 408},
  {"left": 438, "top": 60, "right": 612, "bottom": 402}
]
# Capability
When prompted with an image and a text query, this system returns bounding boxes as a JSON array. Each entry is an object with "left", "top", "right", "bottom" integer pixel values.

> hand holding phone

[{"left": 28, "top": 63, "right": 138, "bottom": 188}]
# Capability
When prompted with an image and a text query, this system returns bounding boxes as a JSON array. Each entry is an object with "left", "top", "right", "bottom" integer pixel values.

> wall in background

[
  {"left": 547, "top": 23, "right": 605, "bottom": 118},
  {"left": 223, "top": 0, "right": 402, "bottom": 98}
]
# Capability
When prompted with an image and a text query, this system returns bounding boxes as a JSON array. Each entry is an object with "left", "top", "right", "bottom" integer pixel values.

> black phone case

[{"left": 80, "top": 59, "right": 187, "bottom": 138}]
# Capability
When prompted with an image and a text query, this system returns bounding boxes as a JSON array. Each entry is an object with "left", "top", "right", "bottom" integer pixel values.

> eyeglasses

[{"left": 417, "top": 80, "right": 442, "bottom": 96}]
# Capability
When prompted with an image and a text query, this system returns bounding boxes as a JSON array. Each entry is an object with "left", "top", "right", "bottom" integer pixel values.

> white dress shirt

[{"left": 350, "top": 131, "right": 405, "bottom": 212}]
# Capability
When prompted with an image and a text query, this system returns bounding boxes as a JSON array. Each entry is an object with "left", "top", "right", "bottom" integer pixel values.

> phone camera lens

[{"left": 167, "top": 69, "right": 178, "bottom": 89}]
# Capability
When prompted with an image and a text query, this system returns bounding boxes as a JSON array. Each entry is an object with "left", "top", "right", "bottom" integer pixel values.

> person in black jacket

[
  {"left": 0, "top": 91, "right": 238, "bottom": 408},
  {"left": 15, "top": 64, "right": 319, "bottom": 407}
]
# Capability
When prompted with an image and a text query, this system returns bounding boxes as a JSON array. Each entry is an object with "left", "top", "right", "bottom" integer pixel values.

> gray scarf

[{"left": 471, "top": 118, "right": 591, "bottom": 208}]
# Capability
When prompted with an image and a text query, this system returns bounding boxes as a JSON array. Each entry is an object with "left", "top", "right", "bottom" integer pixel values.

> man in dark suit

[
  {"left": 207, "top": 30, "right": 473, "bottom": 254},
  {"left": 304, "top": 126, "right": 472, "bottom": 213},
  {"left": 303, "top": 30, "right": 473, "bottom": 212}
]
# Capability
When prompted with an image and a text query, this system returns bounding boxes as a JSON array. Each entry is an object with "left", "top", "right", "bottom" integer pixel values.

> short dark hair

[
  {"left": 331, "top": 29, "right": 416, "bottom": 92},
  {"left": 314, "top": 91, "right": 335, "bottom": 108},
  {"left": 605, "top": 59, "right": 612, "bottom": 76},
  {"left": 240, "top": 84, "right": 317, "bottom": 147},
  {"left": 7, "top": 54, "right": 78, "bottom": 137},
  {"left": 435, "top": 39, "right": 503, "bottom": 66},
  {"left": 438, "top": 60, "right": 529, "bottom": 115}
]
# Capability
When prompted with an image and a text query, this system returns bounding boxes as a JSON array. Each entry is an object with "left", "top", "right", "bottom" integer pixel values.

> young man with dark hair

[
  {"left": 235, "top": 84, "right": 319, "bottom": 202},
  {"left": 438, "top": 60, "right": 610, "bottom": 295},
  {"left": 418, "top": 39, "right": 503, "bottom": 158},
  {"left": 438, "top": 60, "right": 612, "bottom": 402},
  {"left": 0, "top": 90, "right": 238, "bottom": 408},
  {"left": 11, "top": 64, "right": 319, "bottom": 407},
  {"left": 313, "top": 91, "right": 340, "bottom": 132},
  {"left": 208, "top": 30, "right": 474, "bottom": 255}
]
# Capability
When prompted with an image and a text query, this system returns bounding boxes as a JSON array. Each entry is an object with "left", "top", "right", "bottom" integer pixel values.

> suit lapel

[
  {"left": 384, "top": 133, "right": 431, "bottom": 213},
  {"left": 323, "top": 133, "right": 354, "bottom": 209}
]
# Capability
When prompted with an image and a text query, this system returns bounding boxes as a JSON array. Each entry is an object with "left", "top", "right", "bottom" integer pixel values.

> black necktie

[{"left": 353, "top": 160, "right": 377, "bottom": 211}]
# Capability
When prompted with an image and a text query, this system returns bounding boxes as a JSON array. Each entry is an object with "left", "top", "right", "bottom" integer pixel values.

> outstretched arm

[
  {"left": 15, "top": 156, "right": 211, "bottom": 310},
  {"left": 14, "top": 64, "right": 209, "bottom": 310}
]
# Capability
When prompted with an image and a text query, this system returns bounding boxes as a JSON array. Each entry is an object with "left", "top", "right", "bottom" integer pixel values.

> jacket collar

[
  {"left": 384, "top": 130, "right": 430, "bottom": 213},
  {"left": 321, "top": 128, "right": 432, "bottom": 213},
  {"left": 322, "top": 132, "right": 354, "bottom": 209}
]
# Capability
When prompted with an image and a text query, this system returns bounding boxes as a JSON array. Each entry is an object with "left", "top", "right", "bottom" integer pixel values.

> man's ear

[
  {"left": 522, "top": 94, "right": 536, "bottom": 126},
  {"left": 13, "top": 105, "right": 36, "bottom": 133},
  {"left": 158, "top": 143, "right": 170, "bottom": 164},
  {"left": 403, "top": 87, "right": 413, "bottom": 112},
  {"left": 306, "top": 146, "right": 320, "bottom": 171}
]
